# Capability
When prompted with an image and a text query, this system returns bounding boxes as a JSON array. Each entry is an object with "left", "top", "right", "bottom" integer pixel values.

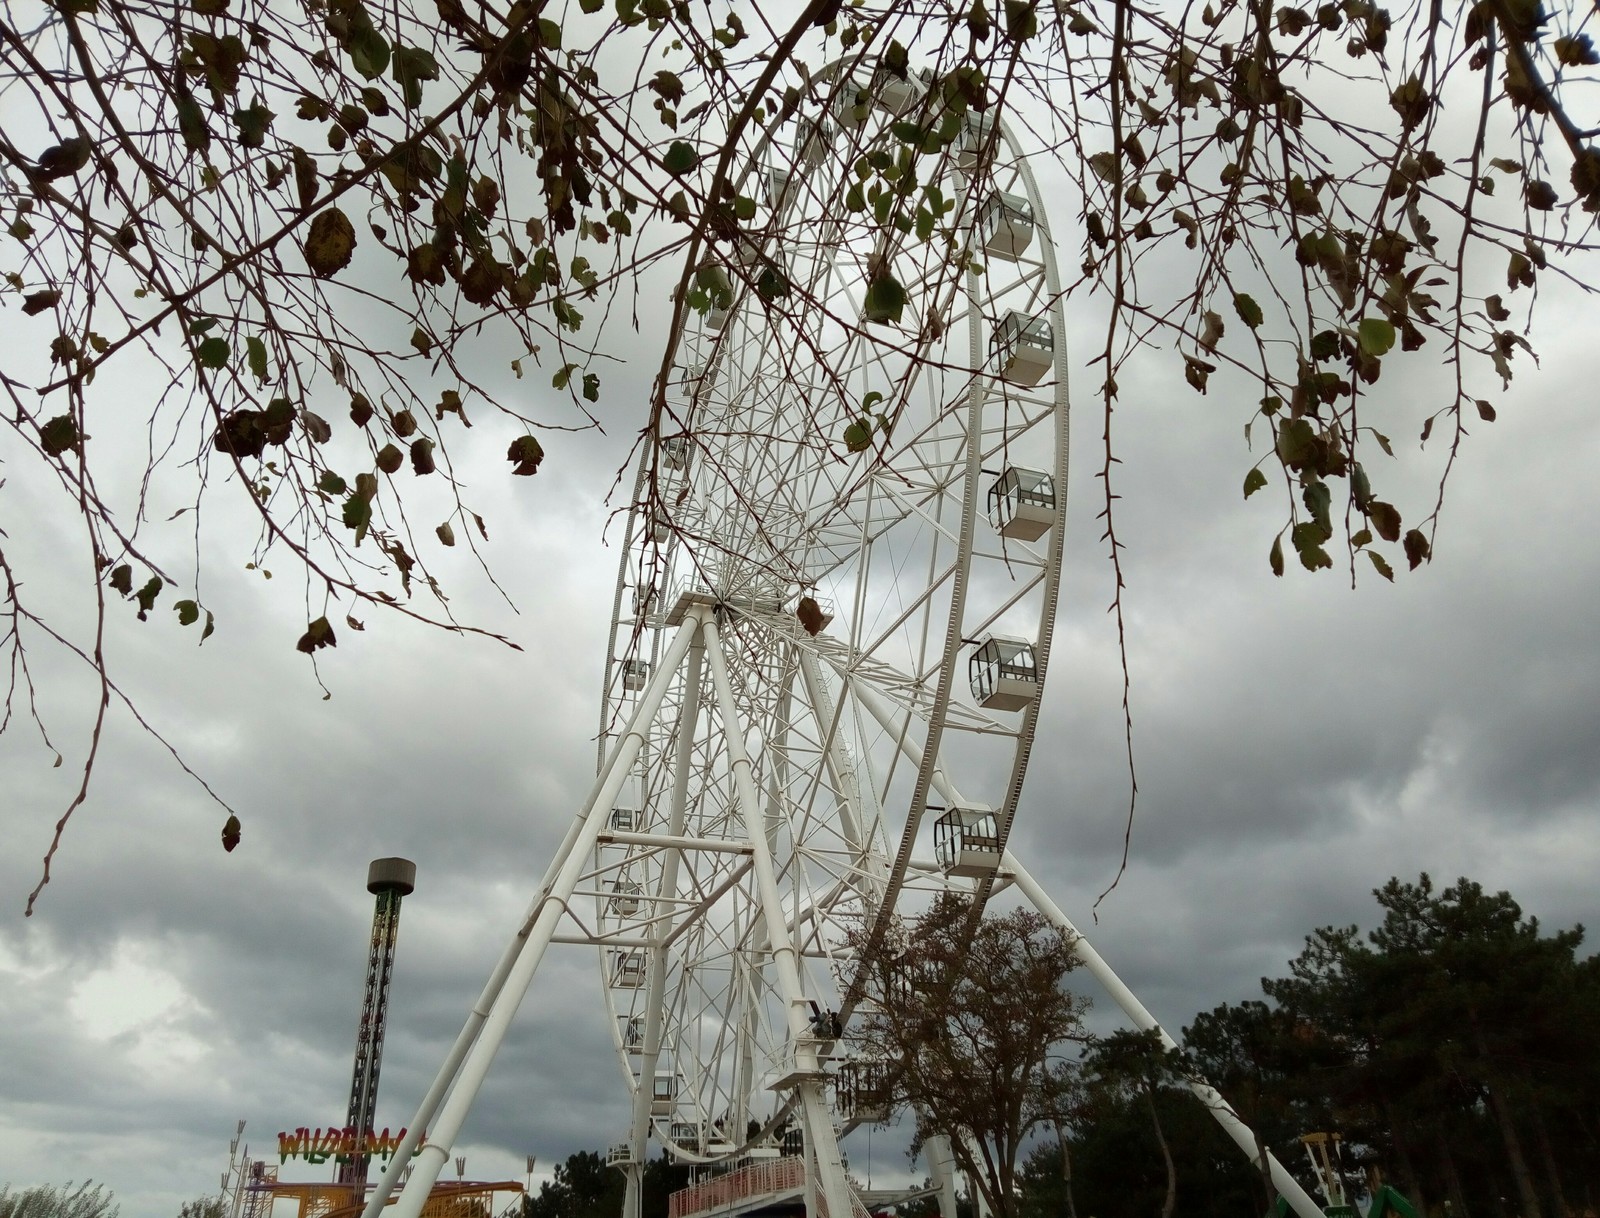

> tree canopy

[
  {"left": 850, "top": 896, "right": 1090, "bottom": 1218},
  {"left": 4, "top": 0, "right": 1597, "bottom": 901}
]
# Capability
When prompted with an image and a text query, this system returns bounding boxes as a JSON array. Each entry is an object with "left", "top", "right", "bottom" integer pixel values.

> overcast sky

[{"left": 4, "top": 44, "right": 1599, "bottom": 1218}]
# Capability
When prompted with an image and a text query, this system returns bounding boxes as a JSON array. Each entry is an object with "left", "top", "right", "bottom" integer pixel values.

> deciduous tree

[{"left": 850, "top": 896, "right": 1090, "bottom": 1218}]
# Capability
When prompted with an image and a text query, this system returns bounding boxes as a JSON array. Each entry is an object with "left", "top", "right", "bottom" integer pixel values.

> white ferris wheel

[{"left": 371, "top": 60, "right": 1328, "bottom": 1218}]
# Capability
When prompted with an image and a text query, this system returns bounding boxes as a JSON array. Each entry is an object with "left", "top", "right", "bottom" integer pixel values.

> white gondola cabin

[
  {"left": 610, "top": 878, "right": 642, "bottom": 916},
  {"left": 613, "top": 950, "right": 647, "bottom": 988},
  {"left": 649, "top": 512, "right": 671, "bottom": 543},
  {"left": 836, "top": 1059, "right": 891, "bottom": 1123},
  {"left": 872, "top": 65, "right": 927, "bottom": 114},
  {"left": 669, "top": 1122, "right": 702, "bottom": 1151},
  {"left": 796, "top": 117, "right": 832, "bottom": 171},
  {"left": 934, "top": 805, "right": 1002, "bottom": 877},
  {"left": 651, "top": 1073, "right": 677, "bottom": 1116},
  {"left": 979, "top": 192, "right": 1036, "bottom": 261},
  {"left": 632, "top": 582, "right": 658, "bottom": 617},
  {"left": 620, "top": 1016, "right": 644, "bottom": 1054},
  {"left": 833, "top": 83, "right": 871, "bottom": 128},
  {"left": 987, "top": 467, "right": 1056, "bottom": 542},
  {"left": 609, "top": 806, "right": 639, "bottom": 833},
  {"left": 969, "top": 635, "right": 1039, "bottom": 711},
  {"left": 768, "top": 164, "right": 791, "bottom": 205},
  {"left": 607, "top": 1143, "right": 635, "bottom": 1166},
  {"left": 622, "top": 658, "right": 650, "bottom": 691},
  {"left": 956, "top": 110, "right": 997, "bottom": 172},
  {"left": 992, "top": 311, "right": 1055, "bottom": 386},
  {"left": 662, "top": 436, "right": 689, "bottom": 470}
]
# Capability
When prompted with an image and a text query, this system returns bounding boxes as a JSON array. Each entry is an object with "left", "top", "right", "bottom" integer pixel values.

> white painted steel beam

[
  {"left": 387, "top": 610, "right": 706, "bottom": 1218},
  {"left": 701, "top": 611, "right": 858, "bottom": 1218}
]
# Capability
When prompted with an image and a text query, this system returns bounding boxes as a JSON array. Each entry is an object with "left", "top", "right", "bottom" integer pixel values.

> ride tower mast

[{"left": 338, "top": 857, "right": 418, "bottom": 1192}]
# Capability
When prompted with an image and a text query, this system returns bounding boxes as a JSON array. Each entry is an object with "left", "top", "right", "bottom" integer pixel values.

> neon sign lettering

[{"left": 276, "top": 1127, "right": 426, "bottom": 1165}]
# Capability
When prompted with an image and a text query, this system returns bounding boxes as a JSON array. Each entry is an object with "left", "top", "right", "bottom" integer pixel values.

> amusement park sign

[{"left": 277, "top": 1127, "right": 425, "bottom": 1165}]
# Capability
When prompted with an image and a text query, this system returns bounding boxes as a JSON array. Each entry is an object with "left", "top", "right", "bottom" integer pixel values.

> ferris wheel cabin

[
  {"left": 870, "top": 65, "right": 931, "bottom": 114},
  {"left": 608, "top": 806, "right": 639, "bottom": 833},
  {"left": 612, "top": 950, "right": 647, "bottom": 988},
  {"left": 957, "top": 110, "right": 998, "bottom": 172},
  {"left": 980, "top": 192, "right": 1036, "bottom": 261},
  {"left": 933, "top": 805, "right": 1002, "bottom": 876},
  {"left": 661, "top": 435, "right": 689, "bottom": 470},
  {"left": 796, "top": 116, "right": 831, "bottom": 170},
  {"left": 621, "top": 659, "right": 650, "bottom": 691},
  {"left": 993, "top": 311, "right": 1055, "bottom": 386},
  {"left": 651, "top": 1072, "right": 678, "bottom": 1115},
  {"left": 620, "top": 1016, "right": 643, "bottom": 1054},
  {"left": 609, "top": 878, "right": 642, "bottom": 916},
  {"left": 835, "top": 1059, "right": 892, "bottom": 1123},
  {"left": 969, "top": 635, "right": 1040, "bottom": 711},
  {"left": 987, "top": 467, "right": 1057, "bottom": 541}
]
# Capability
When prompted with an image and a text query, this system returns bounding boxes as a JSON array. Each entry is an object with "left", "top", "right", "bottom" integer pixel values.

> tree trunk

[
  {"left": 1388, "top": 1112, "right": 1430, "bottom": 1218},
  {"left": 1057, "top": 1126, "right": 1079, "bottom": 1218},
  {"left": 1483, "top": 1081, "right": 1543, "bottom": 1218},
  {"left": 1530, "top": 1106, "right": 1569, "bottom": 1218},
  {"left": 1254, "top": 1124, "right": 1279, "bottom": 1213},
  {"left": 1145, "top": 1086, "right": 1176, "bottom": 1218},
  {"left": 1435, "top": 1122, "right": 1471, "bottom": 1218}
]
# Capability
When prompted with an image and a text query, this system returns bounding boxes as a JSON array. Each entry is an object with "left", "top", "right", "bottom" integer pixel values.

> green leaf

[
  {"left": 175, "top": 599, "right": 201, "bottom": 626},
  {"left": 552, "top": 363, "right": 576, "bottom": 390},
  {"left": 508, "top": 434, "right": 545, "bottom": 475},
  {"left": 40, "top": 413, "right": 80, "bottom": 456},
  {"left": 1276, "top": 418, "right": 1315, "bottom": 466},
  {"left": 1243, "top": 467, "right": 1268, "bottom": 499},
  {"left": 348, "top": 24, "right": 390, "bottom": 79},
  {"left": 843, "top": 419, "right": 873, "bottom": 453},
  {"left": 1403, "top": 528, "right": 1431, "bottom": 569},
  {"left": 863, "top": 274, "right": 906, "bottom": 324},
  {"left": 662, "top": 141, "right": 698, "bottom": 176},
  {"left": 343, "top": 492, "right": 372, "bottom": 543},
  {"left": 233, "top": 100, "right": 274, "bottom": 148},
  {"left": 1290, "top": 522, "right": 1333, "bottom": 571},
  {"left": 1233, "top": 293, "right": 1264, "bottom": 329},
  {"left": 196, "top": 336, "right": 231, "bottom": 370},
  {"left": 582, "top": 372, "right": 600, "bottom": 402},
  {"left": 1269, "top": 535, "right": 1284, "bottom": 577},
  {"left": 1367, "top": 550, "right": 1394, "bottom": 581},
  {"left": 1367, "top": 500, "right": 1401, "bottom": 543},
  {"left": 318, "top": 470, "right": 347, "bottom": 494},
  {"left": 134, "top": 575, "right": 163, "bottom": 620},
  {"left": 1357, "top": 317, "right": 1396, "bottom": 358},
  {"left": 391, "top": 44, "right": 439, "bottom": 109},
  {"left": 246, "top": 335, "right": 268, "bottom": 383}
]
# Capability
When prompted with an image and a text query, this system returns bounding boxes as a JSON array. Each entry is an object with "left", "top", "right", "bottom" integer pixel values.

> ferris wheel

[
  {"left": 373, "top": 57, "right": 1330, "bottom": 1218},
  {"left": 587, "top": 61, "right": 1067, "bottom": 1217}
]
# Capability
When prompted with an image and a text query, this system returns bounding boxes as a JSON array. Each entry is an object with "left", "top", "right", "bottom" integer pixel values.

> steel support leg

[
  {"left": 386, "top": 611, "right": 706, "bottom": 1218},
  {"left": 702, "top": 612, "right": 856, "bottom": 1218}
]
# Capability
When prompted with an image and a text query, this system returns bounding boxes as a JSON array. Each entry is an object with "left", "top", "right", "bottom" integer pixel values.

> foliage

[
  {"left": 176, "top": 1198, "right": 226, "bottom": 1218},
  {"left": 520, "top": 1150, "right": 685, "bottom": 1218},
  {"left": 3, "top": 0, "right": 1597, "bottom": 903},
  {"left": 1158, "top": 874, "right": 1598, "bottom": 1218},
  {"left": 850, "top": 896, "right": 1090, "bottom": 1218},
  {"left": 1019, "top": 1088, "right": 1261, "bottom": 1218},
  {"left": 0, "top": 1183, "right": 118, "bottom": 1218}
]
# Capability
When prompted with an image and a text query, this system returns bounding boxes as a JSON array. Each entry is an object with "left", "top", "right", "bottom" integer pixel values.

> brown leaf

[
  {"left": 302, "top": 207, "right": 356, "bottom": 277},
  {"left": 296, "top": 615, "right": 337, "bottom": 654},
  {"left": 221, "top": 813, "right": 242, "bottom": 853},
  {"left": 796, "top": 596, "right": 825, "bottom": 636}
]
